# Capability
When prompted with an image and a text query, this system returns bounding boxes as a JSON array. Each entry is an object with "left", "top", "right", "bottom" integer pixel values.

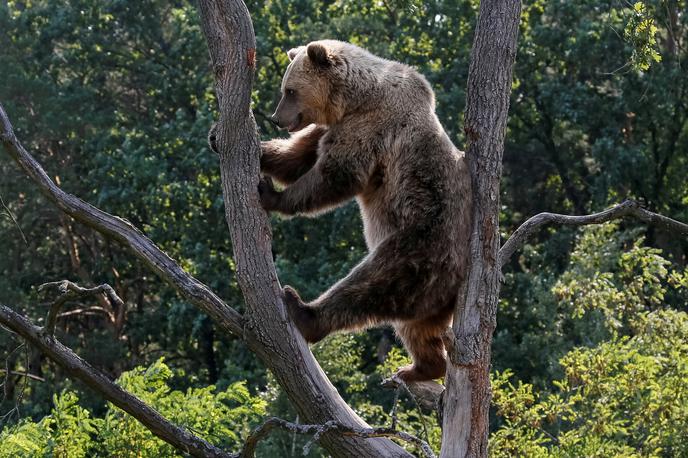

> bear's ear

[
  {"left": 306, "top": 43, "right": 332, "bottom": 67},
  {"left": 287, "top": 46, "right": 305, "bottom": 62}
]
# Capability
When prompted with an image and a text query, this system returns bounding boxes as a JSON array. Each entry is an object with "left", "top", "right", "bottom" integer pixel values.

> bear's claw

[{"left": 282, "top": 286, "right": 328, "bottom": 343}]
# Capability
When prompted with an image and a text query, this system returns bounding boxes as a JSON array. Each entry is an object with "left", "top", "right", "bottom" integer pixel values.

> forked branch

[
  {"left": 0, "top": 304, "right": 233, "bottom": 458},
  {"left": 39, "top": 280, "right": 124, "bottom": 334},
  {"left": 499, "top": 199, "right": 688, "bottom": 267}
]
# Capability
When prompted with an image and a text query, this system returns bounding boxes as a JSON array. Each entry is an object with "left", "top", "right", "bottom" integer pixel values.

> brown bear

[{"left": 258, "top": 40, "right": 472, "bottom": 382}]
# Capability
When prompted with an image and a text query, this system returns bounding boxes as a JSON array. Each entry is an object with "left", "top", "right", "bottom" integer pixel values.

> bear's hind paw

[{"left": 282, "top": 286, "right": 329, "bottom": 344}]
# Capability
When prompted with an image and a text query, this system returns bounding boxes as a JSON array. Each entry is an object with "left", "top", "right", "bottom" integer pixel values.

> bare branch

[
  {"left": 382, "top": 375, "right": 445, "bottom": 414},
  {"left": 380, "top": 375, "right": 437, "bottom": 443},
  {"left": 0, "top": 103, "right": 244, "bottom": 337},
  {"left": 499, "top": 199, "right": 688, "bottom": 268},
  {"left": 38, "top": 280, "right": 122, "bottom": 334},
  {"left": 0, "top": 370, "right": 45, "bottom": 382},
  {"left": 56, "top": 307, "right": 111, "bottom": 319},
  {"left": 0, "top": 304, "right": 233, "bottom": 458},
  {"left": 0, "top": 193, "right": 28, "bottom": 245},
  {"left": 240, "top": 417, "right": 437, "bottom": 458}
]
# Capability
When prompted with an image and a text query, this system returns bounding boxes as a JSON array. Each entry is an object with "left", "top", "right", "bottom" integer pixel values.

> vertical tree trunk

[
  {"left": 441, "top": 1, "right": 521, "bottom": 457},
  {"left": 196, "top": 1, "right": 411, "bottom": 456}
]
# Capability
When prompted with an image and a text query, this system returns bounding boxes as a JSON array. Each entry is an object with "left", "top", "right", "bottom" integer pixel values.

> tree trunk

[
  {"left": 196, "top": 1, "right": 411, "bottom": 456},
  {"left": 441, "top": 1, "right": 522, "bottom": 457}
]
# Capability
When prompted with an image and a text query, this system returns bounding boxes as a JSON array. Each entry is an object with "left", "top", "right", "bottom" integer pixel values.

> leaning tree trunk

[
  {"left": 441, "top": 1, "right": 522, "bottom": 457},
  {"left": 195, "top": 1, "right": 410, "bottom": 457}
]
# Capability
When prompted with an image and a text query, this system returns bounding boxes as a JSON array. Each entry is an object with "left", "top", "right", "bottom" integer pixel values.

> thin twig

[
  {"left": 499, "top": 199, "right": 688, "bottom": 268},
  {"left": 0, "top": 343, "right": 28, "bottom": 425},
  {"left": 0, "top": 342, "right": 24, "bottom": 425},
  {"left": 0, "top": 370, "right": 45, "bottom": 382},
  {"left": 382, "top": 375, "right": 434, "bottom": 444},
  {"left": 0, "top": 194, "right": 28, "bottom": 245},
  {"left": 389, "top": 384, "right": 402, "bottom": 430},
  {"left": 397, "top": 377, "right": 431, "bottom": 444},
  {"left": 381, "top": 375, "right": 445, "bottom": 413},
  {"left": 56, "top": 307, "right": 111, "bottom": 319}
]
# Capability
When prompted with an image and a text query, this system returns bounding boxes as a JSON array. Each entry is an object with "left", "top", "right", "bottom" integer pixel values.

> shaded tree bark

[{"left": 440, "top": 1, "right": 522, "bottom": 457}]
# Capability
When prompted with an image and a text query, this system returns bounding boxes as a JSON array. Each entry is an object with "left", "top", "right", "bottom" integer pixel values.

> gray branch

[
  {"left": 498, "top": 199, "right": 688, "bottom": 268},
  {"left": 0, "top": 370, "right": 45, "bottom": 382},
  {"left": 382, "top": 375, "right": 445, "bottom": 414},
  {"left": 39, "top": 280, "right": 124, "bottom": 334},
  {"left": 240, "top": 417, "right": 437, "bottom": 458},
  {"left": 0, "top": 103, "right": 244, "bottom": 337},
  {"left": 0, "top": 304, "right": 232, "bottom": 458}
]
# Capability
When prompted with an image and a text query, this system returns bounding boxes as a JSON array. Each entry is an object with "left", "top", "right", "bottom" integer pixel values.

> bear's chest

[{"left": 357, "top": 164, "right": 395, "bottom": 249}]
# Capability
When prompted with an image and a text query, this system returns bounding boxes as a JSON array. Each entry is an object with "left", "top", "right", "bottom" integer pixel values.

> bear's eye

[{"left": 285, "top": 89, "right": 296, "bottom": 96}]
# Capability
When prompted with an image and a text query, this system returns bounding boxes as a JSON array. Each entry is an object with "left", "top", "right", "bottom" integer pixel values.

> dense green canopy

[{"left": 1, "top": 1, "right": 686, "bottom": 456}]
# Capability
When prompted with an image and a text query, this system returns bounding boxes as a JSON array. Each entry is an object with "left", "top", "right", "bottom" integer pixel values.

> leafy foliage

[
  {"left": 491, "top": 309, "right": 688, "bottom": 458},
  {"left": 624, "top": 2, "right": 662, "bottom": 71},
  {"left": 0, "top": 359, "right": 265, "bottom": 457}
]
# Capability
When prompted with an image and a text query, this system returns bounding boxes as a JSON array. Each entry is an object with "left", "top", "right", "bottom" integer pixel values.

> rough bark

[
  {"left": 195, "top": 1, "right": 410, "bottom": 456},
  {"left": 441, "top": 1, "right": 522, "bottom": 457}
]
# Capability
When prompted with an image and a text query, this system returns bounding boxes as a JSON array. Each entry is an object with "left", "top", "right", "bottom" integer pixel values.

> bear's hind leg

[
  {"left": 394, "top": 311, "right": 453, "bottom": 382},
  {"left": 284, "top": 231, "right": 446, "bottom": 343}
]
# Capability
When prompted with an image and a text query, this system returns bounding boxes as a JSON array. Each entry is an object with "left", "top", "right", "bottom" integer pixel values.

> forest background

[{"left": 1, "top": 1, "right": 687, "bottom": 456}]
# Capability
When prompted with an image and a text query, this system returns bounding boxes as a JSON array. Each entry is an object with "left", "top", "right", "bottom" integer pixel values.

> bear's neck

[{"left": 337, "top": 62, "right": 433, "bottom": 121}]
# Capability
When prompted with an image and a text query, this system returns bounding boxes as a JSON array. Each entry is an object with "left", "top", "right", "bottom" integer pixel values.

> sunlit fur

[{"left": 260, "top": 40, "right": 472, "bottom": 382}]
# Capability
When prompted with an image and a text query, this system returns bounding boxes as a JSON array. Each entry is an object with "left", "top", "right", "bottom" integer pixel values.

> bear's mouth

[{"left": 287, "top": 113, "right": 304, "bottom": 132}]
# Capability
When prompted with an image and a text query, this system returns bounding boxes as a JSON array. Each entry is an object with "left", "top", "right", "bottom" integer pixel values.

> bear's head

[{"left": 271, "top": 40, "right": 348, "bottom": 132}]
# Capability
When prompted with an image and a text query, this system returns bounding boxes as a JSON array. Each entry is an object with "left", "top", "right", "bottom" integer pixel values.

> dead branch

[
  {"left": 382, "top": 376, "right": 445, "bottom": 414},
  {"left": 0, "top": 303, "right": 232, "bottom": 458},
  {"left": 240, "top": 417, "right": 437, "bottom": 458},
  {"left": 38, "top": 280, "right": 123, "bottom": 334},
  {"left": 0, "top": 103, "right": 244, "bottom": 338},
  {"left": 499, "top": 199, "right": 688, "bottom": 268},
  {"left": 0, "top": 193, "right": 28, "bottom": 245},
  {"left": 56, "top": 307, "right": 111, "bottom": 319},
  {"left": 0, "top": 370, "right": 45, "bottom": 382}
]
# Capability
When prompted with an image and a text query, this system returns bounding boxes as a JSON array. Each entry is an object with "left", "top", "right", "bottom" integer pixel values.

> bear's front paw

[
  {"left": 258, "top": 177, "right": 281, "bottom": 212},
  {"left": 283, "top": 286, "right": 328, "bottom": 343}
]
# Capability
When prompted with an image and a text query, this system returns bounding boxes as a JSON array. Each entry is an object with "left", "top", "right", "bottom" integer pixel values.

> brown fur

[{"left": 259, "top": 40, "right": 472, "bottom": 382}]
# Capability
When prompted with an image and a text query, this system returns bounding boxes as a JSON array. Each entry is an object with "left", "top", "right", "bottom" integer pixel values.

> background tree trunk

[{"left": 441, "top": 1, "right": 522, "bottom": 457}]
